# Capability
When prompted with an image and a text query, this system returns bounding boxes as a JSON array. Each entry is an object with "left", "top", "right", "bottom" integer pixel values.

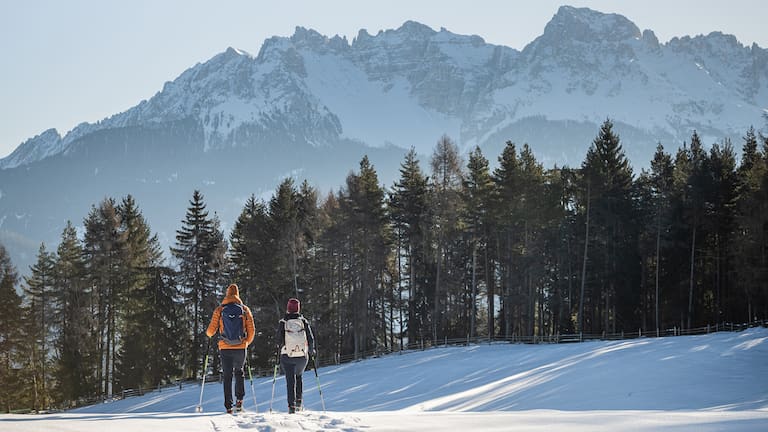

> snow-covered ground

[{"left": 2, "top": 328, "right": 767, "bottom": 431}]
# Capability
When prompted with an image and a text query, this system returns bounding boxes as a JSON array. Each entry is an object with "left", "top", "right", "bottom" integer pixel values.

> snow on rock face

[
  {"left": 0, "top": 128, "right": 62, "bottom": 169},
  {"left": 2, "top": 7, "right": 766, "bottom": 170}
]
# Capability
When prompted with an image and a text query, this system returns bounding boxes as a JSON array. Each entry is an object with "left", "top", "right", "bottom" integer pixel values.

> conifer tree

[
  {"left": 142, "top": 266, "right": 183, "bottom": 386},
  {"left": 83, "top": 197, "right": 128, "bottom": 397},
  {"left": 229, "top": 195, "right": 273, "bottom": 364},
  {"left": 645, "top": 144, "right": 674, "bottom": 332},
  {"left": 671, "top": 132, "right": 712, "bottom": 329},
  {"left": 707, "top": 140, "right": 738, "bottom": 323},
  {"left": 735, "top": 127, "right": 768, "bottom": 322},
  {"left": 229, "top": 195, "right": 268, "bottom": 305},
  {"left": 314, "top": 191, "right": 349, "bottom": 355},
  {"left": 429, "top": 135, "right": 464, "bottom": 342},
  {"left": 0, "top": 243, "right": 23, "bottom": 412},
  {"left": 269, "top": 179, "right": 303, "bottom": 301},
  {"left": 342, "top": 156, "right": 391, "bottom": 357},
  {"left": 389, "top": 148, "right": 431, "bottom": 346},
  {"left": 580, "top": 120, "right": 637, "bottom": 334},
  {"left": 462, "top": 146, "right": 495, "bottom": 338},
  {"left": 114, "top": 195, "right": 170, "bottom": 390},
  {"left": 23, "top": 243, "right": 57, "bottom": 410},
  {"left": 52, "top": 221, "right": 94, "bottom": 403},
  {"left": 493, "top": 141, "right": 522, "bottom": 338},
  {"left": 171, "top": 190, "right": 223, "bottom": 379},
  {"left": 517, "top": 144, "right": 549, "bottom": 338},
  {"left": 546, "top": 166, "right": 579, "bottom": 335}
]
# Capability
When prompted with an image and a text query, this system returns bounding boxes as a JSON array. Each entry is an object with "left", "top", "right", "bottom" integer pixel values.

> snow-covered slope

[
  {"left": 3, "top": 328, "right": 763, "bottom": 431},
  {"left": 2, "top": 6, "right": 765, "bottom": 170}
]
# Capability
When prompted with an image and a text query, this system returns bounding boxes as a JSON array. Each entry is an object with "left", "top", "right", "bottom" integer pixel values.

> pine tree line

[{"left": 0, "top": 120, "right": 766, "bottom": 411}]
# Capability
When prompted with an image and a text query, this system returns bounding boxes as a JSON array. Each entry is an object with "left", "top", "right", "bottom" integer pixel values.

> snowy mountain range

[{"left": 1, "top": 5, "right": 766, "bottom": 272}]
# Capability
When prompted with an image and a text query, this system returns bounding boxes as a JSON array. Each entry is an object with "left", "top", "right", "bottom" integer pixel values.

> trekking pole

[
  {"left": 269, "top": 353, "right": 279, "bottom": 413},
  {"left": 311, "top": 354, "right": 326, "bottom": 412},
  {"left": 246, "top": 348, "right": 258, "bottom": 413},
  {"left": 195, "top": 338, "right": 212, "bottom": 413}
]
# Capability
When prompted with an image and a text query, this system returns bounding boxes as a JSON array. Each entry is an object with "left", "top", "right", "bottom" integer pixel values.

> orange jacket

[{"left": 206, "top": 284, "right": 256, "bottom": 350}]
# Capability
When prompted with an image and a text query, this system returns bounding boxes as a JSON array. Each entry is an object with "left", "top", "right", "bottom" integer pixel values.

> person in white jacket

[{"left": 275, "top": 298, "right": 315, "bottom": 413}]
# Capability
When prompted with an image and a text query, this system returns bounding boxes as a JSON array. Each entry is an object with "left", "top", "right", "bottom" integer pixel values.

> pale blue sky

[{"left": 1, "top": 0, "right": 765, "bottom": 159}]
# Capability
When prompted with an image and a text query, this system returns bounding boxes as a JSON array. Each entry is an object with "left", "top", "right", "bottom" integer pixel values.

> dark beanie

[{"left": 287, "top": 298, "right": 300, "bottom": 313}]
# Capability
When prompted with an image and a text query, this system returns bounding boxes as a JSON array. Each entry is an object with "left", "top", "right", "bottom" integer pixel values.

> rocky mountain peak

[
  {"left": 0, "top": 128, "right": 62, "bottom": 169},
  {"left": 395, "top": 20, "right": 436, "bottom": 38},
  {"left": 545, "top": 5, "right": 641, "bottom": 43}
]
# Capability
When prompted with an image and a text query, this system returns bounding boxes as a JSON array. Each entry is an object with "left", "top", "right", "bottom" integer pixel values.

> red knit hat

[{"left": 287, "top": 298, "right": 300, "bottom": 313}]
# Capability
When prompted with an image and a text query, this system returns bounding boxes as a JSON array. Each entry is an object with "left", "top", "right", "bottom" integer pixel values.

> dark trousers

[
  {"left": 220, "top": 348, "right": 246, "bottom": 409},
  {"left": 280, "top": 354, "right": 308, "bottom": 409}
]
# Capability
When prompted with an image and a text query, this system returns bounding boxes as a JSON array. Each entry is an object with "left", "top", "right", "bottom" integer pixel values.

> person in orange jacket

[{"left": 206, "top": 283, "right": 256, "bottom": 413}]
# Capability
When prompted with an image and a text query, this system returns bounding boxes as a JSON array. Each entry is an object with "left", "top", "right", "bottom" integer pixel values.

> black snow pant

[
  {"left": 280, "top": 354, "right": 308, "bottom": 410},
  {"left": 220, "top": 348, "right": 246, "bottom": 410}
]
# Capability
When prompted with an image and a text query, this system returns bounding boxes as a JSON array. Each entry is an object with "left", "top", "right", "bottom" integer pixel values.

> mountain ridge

[{"left": 3, "top": 7, "right": 765, "bottom": 170}]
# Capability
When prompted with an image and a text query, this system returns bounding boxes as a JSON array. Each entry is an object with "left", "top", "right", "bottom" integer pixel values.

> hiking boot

[
  {"left": 235, "top": 400, "right": 243, "bottom": 412},
  {"left": 288, "top": 405, "right": 296, "bottom": 414},
  {"left": 226, "top": 408, "right": 233, "bottom": 414}
]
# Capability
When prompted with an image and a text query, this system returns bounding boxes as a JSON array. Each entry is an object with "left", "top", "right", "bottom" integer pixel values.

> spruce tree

[
  {"left": 735, "top": 127, "right": 768, "bottom": 322},
  {"left": 229, "top": 195, "right": 268, "bottom": 306},
  {"left": 0, "top": 243, "right": 23, "bottom": 412},
  {"left": 708, "top": 141, "right": 738, "bottom": 323},
  {"left": 83, "top": 197, "right": 129, "bottom": 397},
  {"left": 342, "top": 156, "right": 391, "bottom": 357},
  {"left": 114, "top": 195, "right": 169, "bottom": 390},
  {"left": 389, "top": 148, "right": 431, "bottom": 346},
  {"left": 314, "top": 191, "right": 349, "bottom": 355},
  {"left": 673, "top": 132, "right": 712, "bottom": 329},
  {"left": 142, "top": 266, "right": 183, "bottom": 386},
  {"left": 171, "top": 190, "right": 223, "bottom": 379},
  {"left": 580, "top": 120, "right": 637, "bottom": 334},
  {"left": 462, "top": 146, "right": 495, "bottom": 338},
  {"left": 52, "top": 221, "right": 94, "bottom": 403},
  {"left": 493, "top": 141, "right": 522, "bottom": 338},
  {"left": 647, "top": 144, "right": 674, "bottom": 332},
  {"left": 229, "top": 195, "right": 275, "bottom": 366},
  {"left": 23, "top": 243, "right": 57, "bottom": 410},
  {"left": 269, "top": 179, "right": 303, "bottom": 301}
]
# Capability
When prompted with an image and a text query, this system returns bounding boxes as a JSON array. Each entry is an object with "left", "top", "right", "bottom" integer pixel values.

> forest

[{"left": 0, "top": 120, "right": 766, "bottom": 412}]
